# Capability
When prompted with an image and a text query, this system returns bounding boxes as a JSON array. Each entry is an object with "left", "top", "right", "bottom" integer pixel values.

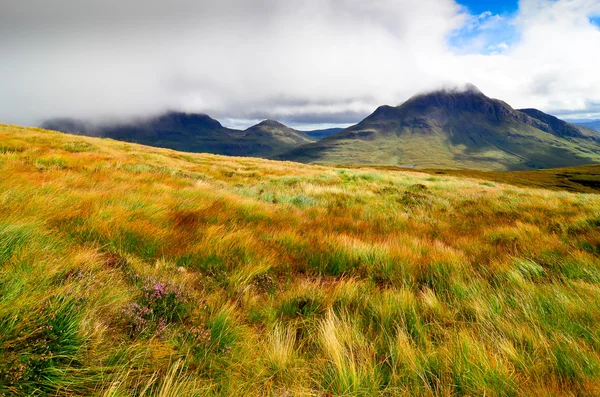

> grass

[
  {"left": 1, "top": 123, "right": 600, "bottom": 395},
  {"left": 336, "top": 163, "right": 600, "bottom": 194},
  {"left": 427, "top": 164, "right": 600, "bottom": 194}
]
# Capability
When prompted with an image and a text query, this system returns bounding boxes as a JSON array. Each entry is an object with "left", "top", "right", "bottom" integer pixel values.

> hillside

[
  {"left": 280, "top": 86, "right": 600, "bottom": 171},
  {"left": 519, "top": 109, "right": 600, "bottom": 139},
  {"left": 1, "top": 124, "right": 600, "bottom": 396},
  {"left": 41, "top": 112, "right": 316, "bottom": 158}
]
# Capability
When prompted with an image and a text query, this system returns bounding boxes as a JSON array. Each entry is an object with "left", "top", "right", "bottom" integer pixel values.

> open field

[
  {"left": 339, "top": 164, "right": 600, "bottom": 194},
  {"left": 430, "top": 165, "right": 600, "bottom": 194},
  {"left": 1, "top": 124, "right": 600, "bottom": 396}
]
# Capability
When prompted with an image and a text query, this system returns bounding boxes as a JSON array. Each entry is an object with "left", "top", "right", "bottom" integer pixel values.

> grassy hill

[
  {"left": 1, "top": 124, "right": 600, "bottom": 396},
  {"left": 280, "top": 87, "right": 600, "bottom": 171},
  {"left": 41, "top": 113, "right": 316, "bottom": 158}
]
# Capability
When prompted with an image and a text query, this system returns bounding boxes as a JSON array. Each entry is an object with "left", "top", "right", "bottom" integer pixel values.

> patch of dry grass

[{"left": 1, "top": 124, "right": 600, "bottom": 395}]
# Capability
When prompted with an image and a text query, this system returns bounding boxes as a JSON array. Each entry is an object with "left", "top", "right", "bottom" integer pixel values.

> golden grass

[{"left": 1, "top": 124, "right": 600, "bottom": 396}]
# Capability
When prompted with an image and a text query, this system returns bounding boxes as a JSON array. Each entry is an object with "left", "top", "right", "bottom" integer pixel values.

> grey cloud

[
  {"left": 0, "top": 0, "right": 599, "bottom": 128},
  {"left": 554, "top": 101, "right": 600, "bottom": 120}
]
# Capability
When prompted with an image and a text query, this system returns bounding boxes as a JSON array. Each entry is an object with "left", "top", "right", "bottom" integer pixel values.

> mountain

[
  {"left": 576, "top": 120, "right": 600, "bottom": 132},
  {"left": 228, "top": 120, "right": 314, "bottom": 156},
  {"left": 40, "top": 112, "right": 315, "bottom": 158},
  {"left": 302, "top": 127, "right": 344, "bottom": 140},
  {"left": 279, "top": 85, "right": 600, "bottom": 171}
]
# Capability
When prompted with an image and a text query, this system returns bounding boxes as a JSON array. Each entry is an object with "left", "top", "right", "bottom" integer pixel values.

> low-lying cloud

[{"left": 1, "top": 0, "right": 599, "bottom": 128}]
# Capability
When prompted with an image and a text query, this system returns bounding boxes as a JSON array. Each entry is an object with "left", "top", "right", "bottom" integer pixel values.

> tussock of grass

[{"left": 1, "top": 124, "right": 600, "bottom": 395}]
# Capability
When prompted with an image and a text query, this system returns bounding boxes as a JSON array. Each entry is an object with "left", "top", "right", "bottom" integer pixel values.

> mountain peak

[
  {"left": 255, "top": 119, "right": 289, "bottom": 129},
  {"left": 155, "top": 112, "right": 223, "bottom": 129},
  {"left": 406, "top": 84, "right": 488, "bottom": 106},
  {"left": 463, "top": 83, "right": 483, "bottom": 94},
  {"left": 281, "top": 85, "right": 600, "bottom": 170},
  {"left": 396, "top": 84, "right": 519, "bottom": 123}
]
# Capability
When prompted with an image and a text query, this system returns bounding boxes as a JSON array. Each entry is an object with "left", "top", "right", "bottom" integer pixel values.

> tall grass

[{"left": 1, "top": 124, "right": 600, "bottom": 395}]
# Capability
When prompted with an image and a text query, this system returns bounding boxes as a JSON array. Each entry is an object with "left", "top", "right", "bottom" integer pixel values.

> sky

[
  {"left": 460, "top": 0, "right": 518, "bottom": 14},
  {"left": 1, "top": 0, "right": 600, "bottom": 130}
]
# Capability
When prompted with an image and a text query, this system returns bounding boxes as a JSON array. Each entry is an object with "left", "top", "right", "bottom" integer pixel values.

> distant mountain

[
  {"left": 41, "top": 112, "right": 315, "bottom": 158},
  {"left": 279, "top": 85, "right": 600, "bottom": 171},
  {"left": 227, "top": 120, "right": 314, "bottom": 156},
  {"left": 575, "top": 120, "right": 600, "bottom": 133},
  {"left": 302, "top": 127, "right": 344, "bottom": 140}
]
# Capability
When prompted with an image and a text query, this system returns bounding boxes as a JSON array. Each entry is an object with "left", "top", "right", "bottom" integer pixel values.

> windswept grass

[{"left": 1, "top": 124, "right": 600, "bottom": 395}]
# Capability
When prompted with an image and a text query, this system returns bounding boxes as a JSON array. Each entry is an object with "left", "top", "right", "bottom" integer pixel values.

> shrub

[{"left": 122, "top": 278, "right": 188, "bottom": 338}]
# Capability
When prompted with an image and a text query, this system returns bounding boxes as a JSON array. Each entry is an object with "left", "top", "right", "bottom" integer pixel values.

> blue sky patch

[
  {"left": 449, "top": 2, "right": 520, "bottom": 55},
  {"left": 457, "top": 0, "right": 518, "bottom": 15}
]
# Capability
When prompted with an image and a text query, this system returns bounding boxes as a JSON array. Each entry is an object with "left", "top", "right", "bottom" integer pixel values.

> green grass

[{"left": 1, "top": 124, "right": 600, "bottom": 395}]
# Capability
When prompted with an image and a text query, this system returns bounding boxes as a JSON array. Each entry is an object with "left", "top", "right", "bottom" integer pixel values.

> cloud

[{"left": 0, "top": 0, "right": 599, "bottom": 128}]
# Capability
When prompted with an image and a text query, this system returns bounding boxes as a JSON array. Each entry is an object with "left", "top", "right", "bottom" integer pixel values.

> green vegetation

[
  {"left": 429, "top": 164, "right": 600, "bottom": 194},
  {"left": 339, "top": 164, "right": 600, "bottom": 194},
  {"left": 280, "top": 89, "right": 600, "bottom": 171},
  {"left": 1, "top": 124, "right": 600, "bottom": 395}
]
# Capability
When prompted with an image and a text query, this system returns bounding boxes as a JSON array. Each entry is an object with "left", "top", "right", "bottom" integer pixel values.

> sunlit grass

[{"left": 1, "top": 124, "right": 600, "bottom": 395}]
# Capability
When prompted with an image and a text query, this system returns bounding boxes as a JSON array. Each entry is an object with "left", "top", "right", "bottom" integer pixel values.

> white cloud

[
  {"left": 453, "top": 0, "right": 600, "bottom": 116},
  {"left": 0, "top": 0, "right": 599, "bottom": 127},
  {"left": 487, "top": 42, "right": 509, "bottom": 54}
]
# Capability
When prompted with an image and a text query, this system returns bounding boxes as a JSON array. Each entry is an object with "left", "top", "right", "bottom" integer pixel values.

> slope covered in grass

[
  {"left": 1, "top": 124, "right": 600, "bottom": 396},
  {"left": 280, "top": 87, "right": 600, "bottom": 171}
]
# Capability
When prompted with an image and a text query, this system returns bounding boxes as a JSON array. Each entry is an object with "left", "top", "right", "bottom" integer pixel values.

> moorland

[{"left": 1, "top": 124, "right": 600, "bottom": 396}]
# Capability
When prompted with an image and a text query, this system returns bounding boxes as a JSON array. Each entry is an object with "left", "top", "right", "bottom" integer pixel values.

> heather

[{"left": 1, "top": 124, "right": 600, "bottom": 396}]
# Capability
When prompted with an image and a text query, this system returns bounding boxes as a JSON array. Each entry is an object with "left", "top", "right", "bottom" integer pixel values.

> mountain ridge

[
  {"left": 40, "top": 87, "right": 600, "bottom": 171},
  {"left": 40, "top": 112, "right": 316, "bottom": 158},
  {"left": 279, "top": 86, "right": 600, "bottom": 171}
]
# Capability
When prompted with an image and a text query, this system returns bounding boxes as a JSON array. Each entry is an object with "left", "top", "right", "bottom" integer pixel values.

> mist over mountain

[
  {"left": 41, "top": 112, "right": 316, "bottom": 158},
  {"left": 40, "top": 85, "right": 600, "bottom": 171},
  {"left": 279, "top": 86, "right": 600, "bottom": 171}
]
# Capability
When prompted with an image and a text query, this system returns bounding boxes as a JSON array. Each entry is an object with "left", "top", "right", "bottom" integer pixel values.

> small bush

[{"left": 122, "top": 277, "right": 188, "bottom": 338}]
